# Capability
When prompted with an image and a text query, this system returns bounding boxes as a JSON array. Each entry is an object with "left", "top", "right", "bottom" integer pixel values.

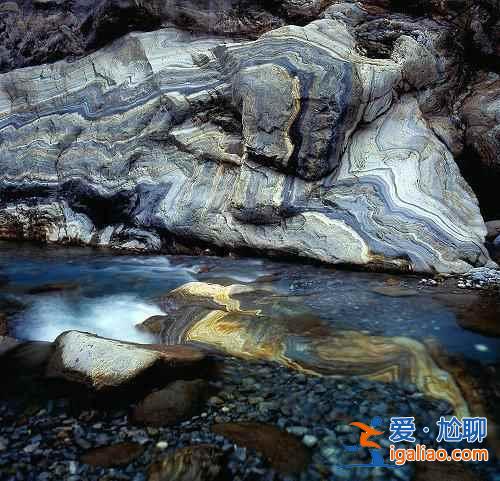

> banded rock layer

[{"left": 0, "top": 19, "right": 492, "bottom": 273}]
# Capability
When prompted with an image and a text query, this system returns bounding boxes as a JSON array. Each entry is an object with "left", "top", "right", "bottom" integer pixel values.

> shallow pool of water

[{"left": 1, "top": 241, "right": 498, "bottom": 363}]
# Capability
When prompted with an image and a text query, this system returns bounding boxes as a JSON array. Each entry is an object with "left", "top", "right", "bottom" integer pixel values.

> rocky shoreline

[{"left": 2, "top": 354, "right": 498, "bottom": 481}]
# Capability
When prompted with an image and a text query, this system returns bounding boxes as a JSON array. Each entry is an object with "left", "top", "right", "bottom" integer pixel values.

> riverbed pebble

[{"left": 0, "top": 357, "right": 497, "bottom": 481}]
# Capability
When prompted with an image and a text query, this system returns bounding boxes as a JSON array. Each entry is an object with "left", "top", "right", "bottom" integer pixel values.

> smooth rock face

[
  {"left": 45, "top": 331, "right": 205, "bottom": 390},
  {"left": 0, "top": 17, "right": 492, "bottom": 273},
  {"left": 132, "top": 380, "right": 208, "bottom": 426}
]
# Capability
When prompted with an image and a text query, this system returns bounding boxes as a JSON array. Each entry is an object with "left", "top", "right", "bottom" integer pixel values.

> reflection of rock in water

[{"left": 144, "top": 282, "right": 469, "bottom": 417}]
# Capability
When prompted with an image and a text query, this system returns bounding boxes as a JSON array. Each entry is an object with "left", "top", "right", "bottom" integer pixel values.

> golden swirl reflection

[{"left": 146, "top": 282, "right": 469, "bottom": 418}]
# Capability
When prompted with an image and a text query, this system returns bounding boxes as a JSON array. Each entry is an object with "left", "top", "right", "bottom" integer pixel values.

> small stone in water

[
  {"left": 303, "top": 435, "right": 318, "bottom": 447},
  {"left": 287, "top": 426, "right": 308, "bottom": 436},
  {"left": 23, "top": 443, "right": 39, "bottom": 453},
  {"left": 474, "top": 344, "right": 489, "bottom": 352},
  {"left": 156, "top": 441, "right": 168, "bottom": 450}
]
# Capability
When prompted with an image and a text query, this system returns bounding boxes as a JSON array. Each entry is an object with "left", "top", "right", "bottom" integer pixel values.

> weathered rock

[
  {"left": 45, "top": 331, "right": 205, "bottom": 390},
  {"left": 462, "top": 75, "right": 500, "bottom": 172},
  {"left": 0, "top": 17, "right": 492, "bottom": 273},
  {"left": 461, "top": 267, "right": 500, "bottom": 288},
  {"left": 0, "top": 0, "right": 286, "bottom": 74},
  {"left": 81, "top": 442, "right": 145, "bottom": 467},
  {"left": 148, "top": 444, "right": 225, "bottom": 481},
  {"left": 486, "top": 220, "right": 500, "bottom": 239},
  {"left": 457, "top": 73, "right": 500, "bottom": 219},
  {"left": 137, "top": 316, "right": 169, "bottom": 335},
  {"left": 132, "top": 380, "right": 208, "bottom": 426},
  {"left": 211, "top": 422, "right": 311, "bottom": 474}
]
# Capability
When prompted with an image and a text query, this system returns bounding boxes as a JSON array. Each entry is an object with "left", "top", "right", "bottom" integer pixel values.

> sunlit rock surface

[
  {"left": 143, "top": 282, "right": 470, "bottom": 417},
  {"left": 0, "top": 19, "right": 492, "bottom": 273},
  {"left": 45, "top": 331, "right": 206, "bottom": 390}
]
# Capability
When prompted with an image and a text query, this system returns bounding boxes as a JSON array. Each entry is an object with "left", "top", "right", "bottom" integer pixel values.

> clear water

[
  {"left": 1, "top": 241, "right": 498, "bottom": 366},
  {"left": 1, "top": 240, "right": 499, "bottom": 433}
]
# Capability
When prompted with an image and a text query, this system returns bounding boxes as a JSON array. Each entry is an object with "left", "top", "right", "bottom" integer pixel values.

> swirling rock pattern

[
  {"left": 0, "top": 18, "right": 492, "bottom": 273},
  {"left": 143, "top": 281, "right": 470, "bottom": 418}
]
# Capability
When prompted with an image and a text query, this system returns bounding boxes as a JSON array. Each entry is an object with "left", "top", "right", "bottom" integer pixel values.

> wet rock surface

[
  {"left": 148, "top": 444, "right": 226, "bottom": 481},
  {"left": 132, "top": 380, "right": 209, "bottom": 427},
  {"left": 1, "top": 356, "right": 497, "bottom": 481},
  {"left": 81, "top": 442, "right": 145, "bottom": 468},
  {"left": 45, "top": 331, "right": 206, "bottom": 391},
  {"left": 211, "top": 422, "right": 311, "bottom": 474}
]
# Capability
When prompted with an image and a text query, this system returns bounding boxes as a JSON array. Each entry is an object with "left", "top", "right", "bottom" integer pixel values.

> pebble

[
  {"left": 286, "top": 426, "right": 308, "bottom": 436},
  {"left": 0, "top": 357, "right": 496, "bottom": 481},
  {"left": 302, "top": 435, "right": 318, "bottom": 447}
]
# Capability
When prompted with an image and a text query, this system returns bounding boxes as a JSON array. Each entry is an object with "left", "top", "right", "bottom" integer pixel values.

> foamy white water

[{"left": 14, "top": 294, "right": 163, "bottom": 343}]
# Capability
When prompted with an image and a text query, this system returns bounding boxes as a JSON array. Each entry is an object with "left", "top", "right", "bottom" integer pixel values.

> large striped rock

[{"left": 0, "top": 19, "right": 492, "bottom": 273}]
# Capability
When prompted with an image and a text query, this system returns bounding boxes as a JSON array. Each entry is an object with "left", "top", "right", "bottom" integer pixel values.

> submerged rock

[
  {"left": 80, "top": 442, "right": 145, "bottom": 467},
  {"left": 414, "top": 461, "right": 479, "bottom": 481},
  {"left": 371, "top": 286, "right": 419, "bottom": 297},
  {"left": 45, "top": 331, "right": 205, "bottom": 390},
  {"left": 434, "top": 292, "right": 500, "bottom": 337},
  {"left": 0, "top": 16, "right": 491, "bottom": 274},
  {"left": 211, "top": 422, "right": 311, "bottom": 474},
  {"left": 148, "top": 444, "right": 225, "bottom": 481},
  {"left": 132, "top": 380, "right": 208, "bottom": 427}
]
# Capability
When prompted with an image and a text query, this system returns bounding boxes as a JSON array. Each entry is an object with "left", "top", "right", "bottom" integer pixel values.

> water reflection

[
  {"left": 149, "top": 282, "right": 469, "bottom": 417},
  {"left": 2, "top": 242, "right": 500, "bottom": 431}
]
